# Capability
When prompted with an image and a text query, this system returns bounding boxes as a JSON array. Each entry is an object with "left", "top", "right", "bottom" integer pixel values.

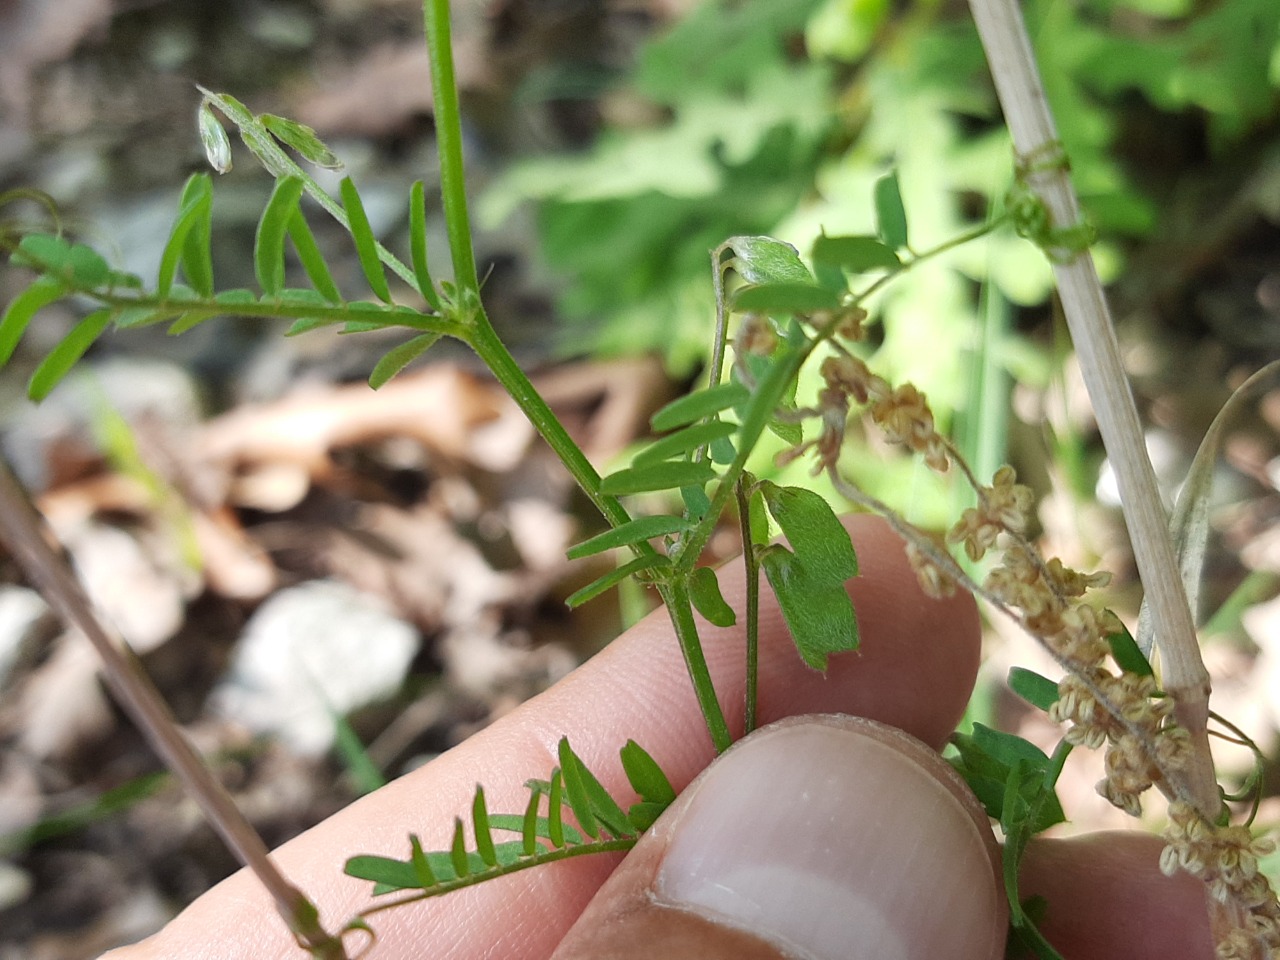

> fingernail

[{"left": 655, "top": 718, "right": 1005, "bottom": 960}]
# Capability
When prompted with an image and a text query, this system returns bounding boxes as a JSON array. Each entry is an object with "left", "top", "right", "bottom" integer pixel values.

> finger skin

[
  {"left": 104, "top": 516, "right": 981, "bottom": 960},
  {"left": 1019, "top": 832, "right": 1216, "bottom": 960},
  {"left": 551, "top": 716, "right": 1009, "bottom": 960}
]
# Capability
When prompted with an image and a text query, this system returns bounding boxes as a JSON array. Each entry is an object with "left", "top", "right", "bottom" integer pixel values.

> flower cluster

[
  {"left": 774, "top": 340, "right": 1278, "bottom": 956},
  {"left": 1162, "top": 802, "right": 1280, "bottom": 959}
]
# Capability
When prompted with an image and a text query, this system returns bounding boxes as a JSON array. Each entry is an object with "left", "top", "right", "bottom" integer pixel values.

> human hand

[{"left": 103, "top": 516, "right": 1213, "bottom": 960}]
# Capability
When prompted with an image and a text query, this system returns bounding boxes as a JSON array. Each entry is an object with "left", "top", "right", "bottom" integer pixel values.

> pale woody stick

[{"left": 965, "top": 0, "right": 1218, "bottom": 819}]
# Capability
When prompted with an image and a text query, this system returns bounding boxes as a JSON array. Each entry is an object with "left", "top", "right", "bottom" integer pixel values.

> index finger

[{"left": 106, "top": 515, "right": 981, "bottom": 960}]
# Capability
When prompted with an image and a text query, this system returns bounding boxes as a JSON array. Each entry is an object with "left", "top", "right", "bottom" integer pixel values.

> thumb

[{"left": 552, "top": 715, "right": 1007, "bottom": 960}]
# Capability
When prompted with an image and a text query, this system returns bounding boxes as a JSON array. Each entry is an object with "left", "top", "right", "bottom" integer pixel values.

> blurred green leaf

[
  {"left": 651, "top": 382, "right": 750, "bottom": 432},
  {"left": 369, "top": 334, "right": 440, "bottom": 390},
  {"left": 731, "top": 281, "right": 840, "bottom": 313},
  {"left": 811, "top": 234, "right": 901, "bottom": 272},
  {"left": 260, "top": 113, "right": 343, "bottom": 169},
  {"left": 873, "top": 170, "right": 909, "bottom": 250},
  {"left": 255, "top": 176, "right": 306, "bottom": 297},
  {"left": 1008, "top": 667, "right": 1059, "bottom": 712},
  {"left": 0, "top": 276, "right": 66, "bottom": 365},
  {"left": 29, "top": 308, "right": 113, "bottom": 401},
  {"left": 340, "top": 176, "right": 391, "bottom": 303},
  {"left": 726, "top": 235, "right": 813, "bottom": 284},
  {"left": 599, "top": 460, "right": 717, "bottom": 496}
]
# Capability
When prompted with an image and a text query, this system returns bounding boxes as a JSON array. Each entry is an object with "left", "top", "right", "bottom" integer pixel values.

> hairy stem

[
  {"left": 0, "top": 461, "right": 346, "bottom": 958},
  {"left": 966, "top": 0, "right": 1217, "bottom": 819}
]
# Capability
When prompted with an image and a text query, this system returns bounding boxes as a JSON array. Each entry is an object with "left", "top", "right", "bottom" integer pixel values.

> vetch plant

[{"left": 0, "top": 0, "right": 1277, "bottom": 957}]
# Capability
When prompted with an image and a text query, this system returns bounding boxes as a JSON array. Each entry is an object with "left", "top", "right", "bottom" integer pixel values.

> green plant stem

[
  {"left": 661, "top": 579, "right": 732, "bottom": 752},
  {"left": 0, "top": 460, "right": 347, "bottom": 959},
  {"left": 422, "top": 0, "right": 478, "bottom": 296},
  {"left": 467, "top": 316, "right": 638, "bottom": 533},
  {"left": 735, "top": 478, "right": 761, "bottom": 734}
]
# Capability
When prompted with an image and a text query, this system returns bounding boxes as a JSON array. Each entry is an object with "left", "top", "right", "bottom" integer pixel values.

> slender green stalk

[
  {"left": 735, "top": 479, "right": 761, "bottom": 734},
  {"left": 468, "top": 317, "right": 639, "bottom": 533},
  {"left": 422, "top": 0, "right": 478, "bottom": 296},
  {"left": 660, "top": 580, "right": 732, "bottom": 752}
]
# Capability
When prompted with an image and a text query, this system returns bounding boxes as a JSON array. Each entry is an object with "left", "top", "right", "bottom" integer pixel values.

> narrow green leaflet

[
  {"left": 689, "top": 566, "right": 735, "bottom": 627},
  {"left": 633, "top": 419, "right": 736, "bottom": 466},
  {"left": 472, "top": 787, "right": 497, "bottom": 868},
  {"left": 873, "top": 170, "right": 909, "bottom": 250},
  {"left": 598, "top": 460, "right": 716, "bottom": 496},
  {"left": 760, "top": 546, "right": 858, "bottom": 670},
  {"left": 566, "top": 515, "right": 691, "bottom": 560},
  {"left": 449, "top": 819, "right": 470, "bottom": 878},
  {"left": 621, "top": 739, "right": 675, "bottom": 832},
  {"left": 557, "top": 738, "right": 634, "bottom": 840},
  {"left": 157, "top": 173, "right": 215, "bottom": 298},
  {"left": 547, "top": 769, "right": 565, "bottom": 847},
  {"left": 409, "top": 834, "right": 436, "bottom": 887},
  {"left": 29, "top": 308, "right": 114, "bottom": 401},
  {"left": 409, "top": 180, "right": 441, "bottom": 310},
  {"left": 558, "top": 738, "right": 599, "bottom": 840},
  {"left": 255, "top": 176, "right": 307, "bottom": 297},
  {"left": 340, "top": 176, "right": 391, "bottom": 303},
  {"left": 758, "top": 481, "right": 858, "bottom": 586},
  {"left": 1007, "top": 667, "right": 1060, "bottom": 712},
  {"left": 520, "top": 790, "right": 540, "bottom": 857},
  {"left": 260, "top": 114, "right": 342, "bottom": 169},
  {"left": 731, "top": 281, "right": 840, "bottom": 313},
  {"left": 1106, "top": 621, "right": 1153, "bottom": 677},
  {"left": 619, "top": 740, "right": 676, "bottom": 806},
  {"left": 0, "top": 276, "right": 66, "bottom": 365},
  {"left": 811, "top": 234, "right": 901, "bottom": 273},
  {"left": 565, "top": 555, "right": 670, "bottom": 609},
  {"left": 651, "top": 382, "right": 750, "bottom": 432},
  {"left": 177, "top": 174, "right": 215, "bottom": 297},
  {"left": 724, "top": 235, "right": 813, "bottom": 284},
  {"left": 369, "top": 334, "right": 441, "bottom": 390},
  {"left": 287, "top": 209, "right": 342, "bottom": 303}
]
